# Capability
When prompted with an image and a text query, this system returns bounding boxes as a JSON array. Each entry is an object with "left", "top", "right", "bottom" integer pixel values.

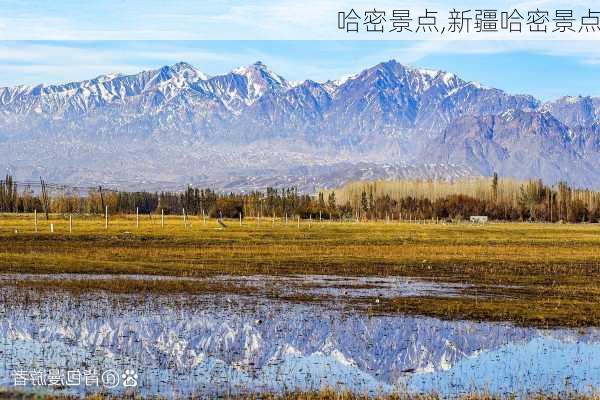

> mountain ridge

[{"left": 1, "top": 59, "right": 599, "bottom": 192}]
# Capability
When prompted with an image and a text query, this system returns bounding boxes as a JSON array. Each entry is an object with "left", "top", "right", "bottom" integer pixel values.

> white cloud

[
  {"left": 0, "top": 0, "right": 600, "bottom": 40},
  {"left": 0, "top": 39, "right": 599, "bottom": 93}
]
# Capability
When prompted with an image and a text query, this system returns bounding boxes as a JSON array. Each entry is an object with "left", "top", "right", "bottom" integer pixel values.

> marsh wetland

[{"left": 1, "top": 214, "right": 600, "bottom": 398}]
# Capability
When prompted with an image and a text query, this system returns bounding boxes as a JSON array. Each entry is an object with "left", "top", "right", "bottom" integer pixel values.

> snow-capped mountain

[
  {"left": 542, "top": 95, "right": 600, "bottom": 128},
  {"left": 1, "top": 59, "right": 599, "bottom": 190}
]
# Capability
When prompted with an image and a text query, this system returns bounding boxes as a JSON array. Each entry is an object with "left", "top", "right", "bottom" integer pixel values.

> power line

[{"left": 0, "top": 180, "right": 119, "bottom": 193}]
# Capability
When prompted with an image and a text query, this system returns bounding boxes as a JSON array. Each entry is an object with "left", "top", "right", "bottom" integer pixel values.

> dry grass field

[{"left": 1, "top": 213, "right": 600, "bottom": 327}]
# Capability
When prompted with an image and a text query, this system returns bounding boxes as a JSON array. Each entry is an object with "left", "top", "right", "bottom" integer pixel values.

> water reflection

[
  {"left": 0, "top": 283, "right": 598, "bottom": 398},
  {"left": 0, "top": 273, "right": 471, "bottom": 299}
]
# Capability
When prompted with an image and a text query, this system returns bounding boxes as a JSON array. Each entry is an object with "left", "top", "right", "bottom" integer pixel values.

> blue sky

[
  {"left": 1, "top": 40, "right": 600, "bottom": 101},
  {"left": 1, "top": 0, "right": 600, "bottom": 100}
]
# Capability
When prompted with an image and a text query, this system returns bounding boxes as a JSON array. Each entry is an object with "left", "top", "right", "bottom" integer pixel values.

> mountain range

[{"left": 1, "top": 59, "right": 599, "bottom": 191}]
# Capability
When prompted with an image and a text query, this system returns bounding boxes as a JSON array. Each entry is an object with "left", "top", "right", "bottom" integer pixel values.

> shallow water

[
  {"left": 0, "top": 277, "right": 598, "bottom": 398},
  {"left": 0, "top": 273, "right": 471, "bottom": 299},
  {"left": 209, "top": 274, "right": 473, "bottom": 299}
]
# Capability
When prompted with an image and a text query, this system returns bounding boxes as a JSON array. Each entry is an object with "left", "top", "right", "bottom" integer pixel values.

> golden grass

[{"left": 1, "top": 213, "right": 600, "bottom": 327}]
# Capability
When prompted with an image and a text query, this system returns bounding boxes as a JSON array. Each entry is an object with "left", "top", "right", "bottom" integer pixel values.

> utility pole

[
  {"left": 40, "top": 177, "right": 50, "bottom": 220},
  {"left": 98, "top": 186, "right": 105, "bottom": 217}
]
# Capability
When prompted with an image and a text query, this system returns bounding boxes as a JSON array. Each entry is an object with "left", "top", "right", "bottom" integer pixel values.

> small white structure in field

[{"left": 470, "top": 216, "right": 488, "bottom": 224}]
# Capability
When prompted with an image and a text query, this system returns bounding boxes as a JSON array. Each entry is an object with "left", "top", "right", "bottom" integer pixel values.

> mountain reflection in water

[{"left": 0, "top": 283, "right": 598, "bottom": 398}]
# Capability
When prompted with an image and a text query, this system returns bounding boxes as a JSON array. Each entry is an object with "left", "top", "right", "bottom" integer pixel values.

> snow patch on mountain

[{"left": 0, "top": 58, "right": 598, "bottom": 190}]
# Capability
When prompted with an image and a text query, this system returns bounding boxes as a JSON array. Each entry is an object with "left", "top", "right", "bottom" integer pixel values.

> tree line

[
  {"left": 330, "top": 174, "right": 600, "bottom": 223},
  {"left": 1, "top": 174, "right": 600, "bottom": 223}
]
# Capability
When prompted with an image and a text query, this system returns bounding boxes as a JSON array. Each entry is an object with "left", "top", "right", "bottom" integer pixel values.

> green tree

[
  {"left": 327, "top": 192, "right": 336, "bottom": 210},
  {"left": 491, "top": 172, "right": 498, "bottom": 203},
  {"left": 360, "top": 190, "right": 368, "bottom": 217},
  {"left": 318, "top": 192, "right": 326, "bottom": 210}
]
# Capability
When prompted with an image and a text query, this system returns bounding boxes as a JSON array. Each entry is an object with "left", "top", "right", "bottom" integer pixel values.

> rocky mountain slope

[{"left": 0, "top": 59, "right": 598, "bottom": 191}]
